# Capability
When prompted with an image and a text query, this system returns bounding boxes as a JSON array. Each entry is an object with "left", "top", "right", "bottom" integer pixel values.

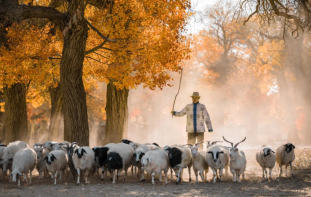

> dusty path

[{"left": 1, "top": 147, "right": 311, "bottom": 197}]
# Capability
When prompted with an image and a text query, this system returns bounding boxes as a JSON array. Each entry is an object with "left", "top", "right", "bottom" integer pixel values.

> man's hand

[{"left": 171, "top": 111, "right": 175, "bottom": 115}]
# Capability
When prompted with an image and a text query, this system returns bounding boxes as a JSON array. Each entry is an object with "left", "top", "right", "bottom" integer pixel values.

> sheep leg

[
  {"left": 59, "top": 170, "right": 62, "bottom": 180},
  {"left": 199, "top": 169, "right": 204, "bottom": 181},
  {"left": 112, "top": 170, "right": 116, "bottom": 184},
  {"left": 231, "top": 169, "right": 236, "bottom": 182},
  {"left": 131, "top": 165, "right": 133, "bottom": 177},
  {"left": 237, "top": 170, "right": 241, "bottom": 182},
  {"left": 285, "top": 165, "right": 288, "bottom": 177},
  {"left": 39, "top": 171, "right": 42, "bottom": 179},
  {"left": 124, "top": 167, "right": 128, "bottom": 181},
  {"left": 140, "top": 167, "right": 145, "bottom": 181},
  {"left": 18, "top": 175, "right": 21, "bottom": 186},
  {"left": 269, "top": 168, "right": 273, "bottom": 180},
  {"left": 176, "top": 167, "right": 183, "bottom": 184},
  {"left": 194, "top": 170, "right": 198, "bottom": 183},
  {"left": 77, "top": 168, "right": 80, "bottom": 184},
  {"left": 84, "top": 170, "right": 88, "bottom": 184},
  {"left": 279, "top": 165, "right": 282, "bottom": 177},
  {"left": 290, "top": 162, "right": 294, "bottom": 177},
  {"left": 212, "top": 168, "right": 216, "bottom": 183},
  {"left": 29, "top": 171, "right": 32, "bottom": 184},
  {"left": 170, "top": 168, "right": 173, "bottom": 181},
  {"left": 262, "top": 168, "right": 265, "bottom": 178},
  {"left": 188, "top": 166, "right": 191, "bottom": 182},
  {"left": 164, "top": 170, "right": 168, "bottom": 184},
  {"left": 51, "top": 172, "right": 54, "bottom": 179},
  {"left": 265, "top": 168, "right": 268, "bottom": 179},
  {"left": 219, "top": 168, "right": 223, "bottom": 182},
  {"left": 151, "top": 172, "right": 155, "bottom": 184},
  {"left": 101, "top": 166, "right": 105, "bottom": 181},
  {"left": 159, "top": 172, "right": 162, "bottom": 182},
  {"left": 54, "top": 171, "right": 58, "bottom": 185}
]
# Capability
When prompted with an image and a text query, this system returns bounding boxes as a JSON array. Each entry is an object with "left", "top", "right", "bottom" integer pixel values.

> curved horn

[
  {"left": 234, "top": 137, "right": 246, "bottom": 148},
  {"left": 222, "top": 136, "right": 233, "bottom": 147},
  {"left": 211, "top": 141, "right": 223, "bottom": 145}
]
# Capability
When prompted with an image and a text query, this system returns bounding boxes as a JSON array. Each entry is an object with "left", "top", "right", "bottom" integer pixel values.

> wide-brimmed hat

[{"left": 190, "top": 92, "right": 200, "bottom": 97}]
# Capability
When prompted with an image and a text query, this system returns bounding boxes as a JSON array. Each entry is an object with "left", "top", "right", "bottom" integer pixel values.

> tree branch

[
  {"left": 0, "top": 5, "right": 67, "bottom": 27},
  {"left": 85, "top": 19, "right": 117, "bottom": 42},
  {"left": 85, "top": 39, "right": 108, "bottom": 55}
]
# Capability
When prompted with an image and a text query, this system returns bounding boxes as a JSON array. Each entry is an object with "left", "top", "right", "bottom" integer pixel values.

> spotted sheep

[
  {"left": 0, "top": 141, "right": 29, "bottom": 177},
  {"left": 43, "top": 150, "right": 68, "bottom": 184},
  {"left": 166, "top": 145, "right": 192, "bottom": 184},
  {"left": 73, "top": 146, "right": 96, "bottom": 184},
  {"left": 206, "top": 143, "right": 229, "bottom": 183},
  {"left": 93, "top": 143, "right": 116, "bottom": 181},
  {"left": 106, "top": 143, "right": 134, "bottom": 183},
  {"left": 276, "top": 143, "right": 295, "bottom": 177},
  {"left": 223, "top": 136, "right": 247, "bottom": 182},
  {"left": 10, "top": 148, "right": 37, "bottom": 186},
  {"left": 141, "top": 150, "right": 169, "bottom": 184},
  {"left": 133, "top": 144, "right": 161, "bottom": 181},
  {"left": 189, "top": 142, "right": 209, "bottom": 183},
  {"left": 256, "top": 145, "right": 276, "bottom": 179}
]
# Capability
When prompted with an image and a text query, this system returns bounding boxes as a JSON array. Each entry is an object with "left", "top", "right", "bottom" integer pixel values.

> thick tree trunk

[
  {"left": 49, "top": 84, "right": 64, "bottom": 141},
  {"left": 61, "top": 2, "right": 89, "bottom": 146},
  {"left": 103, "top": 81, "right": 129, "bottom": 144},
  {"left": 3, "top": 83, "right": 29, "bottom": 143}
]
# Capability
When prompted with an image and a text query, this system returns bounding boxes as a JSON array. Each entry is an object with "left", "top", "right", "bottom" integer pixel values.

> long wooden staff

[{"left": 172, "top": 68, "right": 183, "bottom": 118}]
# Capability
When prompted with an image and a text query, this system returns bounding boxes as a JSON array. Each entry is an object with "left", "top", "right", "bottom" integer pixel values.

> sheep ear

[
  {"left": 219, "top": 151, "right": 224, "bottom": 154},
  {"left": 82, "top": 149, "right": 87, "bottom": 154},
  {"left": 271, "top": 150, "right": 275, "bottom": 153},
  {"left": 43, "top": 156, "right": 47, "bottom": 161},
  {"left": 207, "top": 151, "right": 213, "bottom": 154},
  {"left": 18, "top": 171, "right": 22, "bottom": 176},
  {"left": 147, "top": 158, "right": 151, "bottom": 163},
  {"left": 74, "top": 149, "right": 78, "bottom": 154},
  {"left": 293, "top": 145, "right": 295, "bottom": 149},
  {"left": 52, "top": 154, "right": 57, "bottom": 160}
]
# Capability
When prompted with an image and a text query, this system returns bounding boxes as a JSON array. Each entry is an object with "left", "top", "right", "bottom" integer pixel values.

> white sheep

[
  {"left": 43, "top": 150, "right": 68, "bottom": 184},
  {"left": 190, "top": 143, "right": 209, "bottom": 183},
  {"left": 223, "top": 136, "right": 247, "bottom": 182},
  {"left": 10, "top": 148, "right": 37, "bottom": 186},
  {"left": 134, "top": 144, "right": 161, "bottom": 181},
  {"left": 206, "top": 144, "right": 229, "bottom": 183},
  {"left": 256, "top": 145, "right": 276, "bottom": 179},
  {"left": 141, "top": 150, "right": 169, "bottom": 184},
  {"left": 1, "top": 141, "right": 29, "bottom": 175},
  {"left": 106, "top": 143, "right": 134, "bottom": 183},
  {"left": 34, "top": 147, "right": 47, "bottom": 179},
  {"left": 73, "top": 146, "right": 96, "bottom": 184},
  {"left": 167, "top": 145, "right": 192, "bottom": 184},
  {"left": 276, "top": 143, "right": 295, "bottom": 177}
]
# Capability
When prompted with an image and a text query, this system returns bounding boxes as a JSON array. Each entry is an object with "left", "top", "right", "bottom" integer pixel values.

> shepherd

[{"left": 171, "top": 92, "right": 213, "bottom": 150}]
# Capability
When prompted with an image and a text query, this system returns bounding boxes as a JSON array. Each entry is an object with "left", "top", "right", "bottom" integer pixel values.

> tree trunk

[
  {"left": 3, "top": 83, "right": 29, "bottom": 143},
  {"left": 49, "top": 84, "right": 64, "bottom": 141},
  {"left": 61, "top": 2, "right": 89, "bottom": 146},
  {"left": 103, "top": 81, "right": 129, "bottom": 144}
]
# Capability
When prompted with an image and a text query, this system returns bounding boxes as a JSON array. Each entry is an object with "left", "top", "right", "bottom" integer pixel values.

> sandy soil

[{"left": 1, "top": 147, "right": 311, "bottom": 197}]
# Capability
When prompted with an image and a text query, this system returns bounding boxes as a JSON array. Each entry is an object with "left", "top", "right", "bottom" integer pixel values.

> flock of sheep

[{"left": 0, "top": 137, "right": 296, "bottom": 186}]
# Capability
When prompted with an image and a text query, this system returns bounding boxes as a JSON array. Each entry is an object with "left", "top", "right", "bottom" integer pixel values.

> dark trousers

[{"left": 187, "top": 132, "right": 204, "bottom": 151}]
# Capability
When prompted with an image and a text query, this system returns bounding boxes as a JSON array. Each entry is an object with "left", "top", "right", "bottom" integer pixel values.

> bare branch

[{"left": 85, "top": 19, "right": 117, "bottom": 43}]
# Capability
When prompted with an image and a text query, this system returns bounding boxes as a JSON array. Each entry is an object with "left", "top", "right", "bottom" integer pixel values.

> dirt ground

[{"left": 1, "top": 147, "right": 311, "bottom": 197}]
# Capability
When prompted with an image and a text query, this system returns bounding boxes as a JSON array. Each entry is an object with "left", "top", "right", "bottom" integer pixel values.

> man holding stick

[{"left": 171, "top": 92, "right": 213, "bottom": 150}]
